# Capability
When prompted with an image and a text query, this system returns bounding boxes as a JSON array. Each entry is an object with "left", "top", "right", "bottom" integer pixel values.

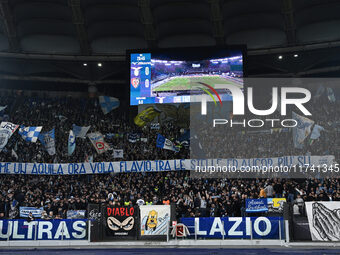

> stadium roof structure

[{"left": 0, "top": 0, "right": 340, "bottom": 90}]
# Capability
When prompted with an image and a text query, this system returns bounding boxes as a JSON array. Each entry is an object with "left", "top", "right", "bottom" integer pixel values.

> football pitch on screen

[{"left": 153, "top": 76, "right": 242, "bottom": 91}]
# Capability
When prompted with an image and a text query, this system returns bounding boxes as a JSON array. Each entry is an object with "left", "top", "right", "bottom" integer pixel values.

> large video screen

[{"left": 129, "top": 47, "right": 245, "bottom": 105}]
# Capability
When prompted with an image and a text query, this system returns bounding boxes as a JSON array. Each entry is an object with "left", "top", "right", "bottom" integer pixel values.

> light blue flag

[
  {"left": 99, "top": 96, "right": 120, "bottom": 114},
  {"left": 327, "top": 88, "right": 336, "bottom": 103},
  {"left": 292, "top": 112, "right": 314, "bottom": 149},
  {"left": 68, "top": 130, "right": 76, "bottom": 156},
  {"left": 38, "top": 129, "right": 56, "bottom": 155},
  {"left": 72, "top": 124, "right": 90, "bottom": 138}
]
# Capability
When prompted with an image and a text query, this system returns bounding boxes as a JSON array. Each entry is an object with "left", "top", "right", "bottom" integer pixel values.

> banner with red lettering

[{"left": 105, "top": 206, "right": 137, "bottom": 239}]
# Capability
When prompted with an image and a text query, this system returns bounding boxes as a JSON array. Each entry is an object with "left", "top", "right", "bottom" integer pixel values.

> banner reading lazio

[
  {"left": 0, "top": 155, "right": 334, "bottom": 175},
  {"left": 180, "top": 217, "right": 284, "bottom": 239}
]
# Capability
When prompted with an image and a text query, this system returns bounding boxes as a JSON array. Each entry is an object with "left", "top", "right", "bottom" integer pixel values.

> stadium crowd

[
  {"left": 0, "top": 88, "right": 339, "bottom": 219},
  {"left": 0, "top": 90, "right": 189, "bottom": 163},
  {"left": 1, "top": 172, "right": 340, "bottom": 219}
]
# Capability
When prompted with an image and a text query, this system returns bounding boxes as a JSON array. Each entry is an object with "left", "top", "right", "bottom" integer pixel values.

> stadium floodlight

[
  {"left": 278, "top": 55, "right": 283, "bottom": 60},
  {"left": 228, "top": 56, "right": 241, "bottom": 60},
  {"left": 294, "top": 54, "right": 299, "bottom": 58},
  {"left": 165, "top": 63, "right": 171, "bottom": 66},
  {"left": 97, "top": 62, "right": 102, "bottom": 67},
  {"left": 83, "top": 63, "right": 87, "bottom": 66}
]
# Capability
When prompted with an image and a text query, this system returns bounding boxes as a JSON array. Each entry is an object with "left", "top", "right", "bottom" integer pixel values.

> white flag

[
  {"left": 292, "top": 112, "right": 314, "bottom": 149},
  {"left": 85, "top": 154, "right": 93, "bottom": 163},
  {"left": 0, "top": 122, "right": 19, "bottom": 152},
  {"left": 11, "top": 149, "right": 18, "bottom": 159},
  {"left": 113, "top": 149, "right": 124, "bottom": 158},
  {"left": 72, "top": 124, "right": 90, "bottom": 138},
  {"left": 87, "top": 132, "right": 110, "bottom": 154},
  {"left": 68, "top": 130, "right": 76, "bottom": 156},
  {"left": 310, "top": 124, "right": 324, "bottom": 140}
]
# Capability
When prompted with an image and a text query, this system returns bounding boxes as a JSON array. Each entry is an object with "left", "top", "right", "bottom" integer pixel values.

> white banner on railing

[{"left": 0, "top": 155, "right": 335, "bottom": 175}]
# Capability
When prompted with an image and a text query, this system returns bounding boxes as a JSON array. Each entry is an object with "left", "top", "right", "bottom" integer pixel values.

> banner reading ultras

[
  {"left": 0, "top": 219, "right": 86, "bottom": 240},
  {"left": 0, "top": 155, "right": 336, "bottom": 177}
]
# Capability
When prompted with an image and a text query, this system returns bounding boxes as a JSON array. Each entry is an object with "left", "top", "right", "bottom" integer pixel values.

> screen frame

[{"left": 126, "top": 45, "right": 248, "bottom": 106}]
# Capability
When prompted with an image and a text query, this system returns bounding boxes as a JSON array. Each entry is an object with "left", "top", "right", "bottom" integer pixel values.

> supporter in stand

[
  {"left": 0, "top": 172, "right": 339, "bottom": 219},
  {"left": 0, "top": 88, "right": 338, "bottom": 220}
]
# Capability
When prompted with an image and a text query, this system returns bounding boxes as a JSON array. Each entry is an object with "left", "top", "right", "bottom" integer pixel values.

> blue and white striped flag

[
  {"left": 19, "top": 125, "right": 43, "bottom": 143},
  {"left": 99, "top": 96, "right": 120, "bottom": 115}
]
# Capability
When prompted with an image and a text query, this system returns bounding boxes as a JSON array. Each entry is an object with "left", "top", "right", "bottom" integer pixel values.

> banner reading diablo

[
  {"left": 105, "top": 207, "right": 136, "bottom": 239},
  {"left": 305, "top": 201, "right": 340, "bottom": 241},
  {"left": 140, "top": 205, "right": 170, "bottom": 236}
]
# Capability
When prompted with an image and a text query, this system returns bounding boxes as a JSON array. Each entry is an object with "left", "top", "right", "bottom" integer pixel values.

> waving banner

[
  {"left": 72, "top": 125, "right": 90, "bottom": 138},
  {"left": 19, "top": 126, "right": 43, "bottom": 143},
  {"left": 310, "top": 124, "right": 324, "bottom": 140},
  {"left": 292, "top": 112, "right": 314, "bottom": 149},
  {"left": 156, "top": 134, "right": 179, "bottom": 152},
  {"left": 38, "top": 129, "right": 56, "bottom": 155},
  {"left": 0, "top": 122, "right": 19, "bottom": 152},
  {"left": 134, "top": 107, "right": 160, "bottom": 127},
  {"left": 68, "top": 130, "right": 76, "bottom": 156},
  {"left": 113, "top": 149, "right": 124, "bottom": 158},
  {"left": 0, "top": 155, "right": 335, "bottom": 175},
  {"left": 128, "top": 133, "right": 140, "bottom": 143},
  {"left": 99, "top": 96, "right": 120, "bottom": 114},
  {"left": 87, "top": 132, "right": 110, "bottom": 154}
]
